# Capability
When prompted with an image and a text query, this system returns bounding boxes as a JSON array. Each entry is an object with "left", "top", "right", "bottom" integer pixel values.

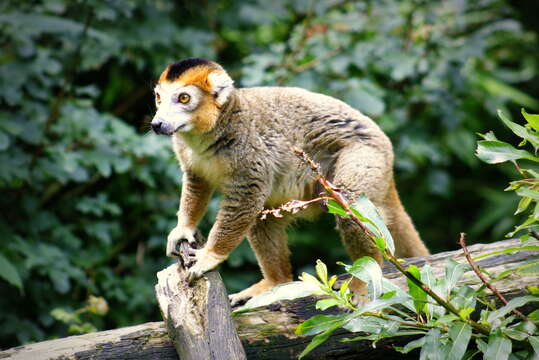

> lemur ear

[{"left": 208, "top": 71, "right": 234, "bottom": 107}]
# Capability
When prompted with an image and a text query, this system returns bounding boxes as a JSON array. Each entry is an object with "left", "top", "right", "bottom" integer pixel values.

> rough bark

[
  {"left": 154, "top": 232, "right": 246, "bottom": 360},
  {"left": 1, "top": 238, "right": 537, "bottom": 360},
  {"left": 155, "top": 266, "right": 246, "bottom": 360}
]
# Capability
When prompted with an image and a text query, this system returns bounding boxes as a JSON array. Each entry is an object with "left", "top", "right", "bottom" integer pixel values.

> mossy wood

[{"left": 1, "top": 238, "right": 536, "bottom": 360}]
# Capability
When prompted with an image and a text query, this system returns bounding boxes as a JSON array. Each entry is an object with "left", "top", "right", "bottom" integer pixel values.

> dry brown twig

[
  {"left": 459, "top": 232, "right": 529, "bottom": 322},
  {"left": 260, "top": 197, "right": 331, "bottom": 219}
]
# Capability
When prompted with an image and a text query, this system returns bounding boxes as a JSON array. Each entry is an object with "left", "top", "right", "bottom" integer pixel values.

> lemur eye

[
  {"left": 178, "top": 93, "right": 190, "bottom": 104},
  {"left": 155, "top": 92, "right": 161, "bottom": 105}
]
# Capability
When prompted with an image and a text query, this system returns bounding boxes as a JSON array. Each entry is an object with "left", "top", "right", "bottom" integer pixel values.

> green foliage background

[{"left": 0, "top": 0, "right": 538, "bottom": 348}]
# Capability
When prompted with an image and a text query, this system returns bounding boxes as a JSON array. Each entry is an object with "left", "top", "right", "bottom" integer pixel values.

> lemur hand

[
  {"left": 166, "top": 226, "right": 197, "bottom": 258},
  {"left": 185, "top": 247, "right": 227, "bottom": 284}
]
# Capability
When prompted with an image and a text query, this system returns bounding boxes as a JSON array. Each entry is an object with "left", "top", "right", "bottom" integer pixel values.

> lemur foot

[
  {"left": 229, "top": 279, "right": 279, "bottom": 307},
  {"left": 185, "top": 247, "right": 227, "bottom": 284}
]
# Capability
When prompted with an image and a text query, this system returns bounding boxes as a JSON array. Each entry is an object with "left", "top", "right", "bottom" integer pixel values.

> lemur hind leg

[
  {"left": 332, "top": 145, "right": 394, "bottom": 302},
  {"left": 229, "top": 215, "right": 293, "bottom": 307},
  {"left": 385, "top": 179, "right": 429, "bottom": 258}
]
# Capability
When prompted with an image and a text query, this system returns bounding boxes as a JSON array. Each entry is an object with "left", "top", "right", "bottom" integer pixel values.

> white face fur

[
  {"left": 153, "top": 83, "right": 203, "bottom": 134},
  {"left": 151, "top": 69, "right": 234, "bottom": 135}
]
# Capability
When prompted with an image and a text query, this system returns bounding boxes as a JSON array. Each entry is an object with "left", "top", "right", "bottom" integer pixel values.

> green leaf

[
  {"left": 529, "top": 336, "right": 539, "bottom": 356},
  {"left": 420, "top": 264, "right": 443, "bottom": 318},
  {"left": 316, "top": 298, "right": 340, "bottom": 311},
  {"left": 358, "top": 295, "right": 412, "bottom": 314},
  {"left": 476, "top": 338, "right": 488, "bottom": 354},
  {"left": 299, "top": 272, "right": 321, "bottom": 286},
  {"left": 345, "top": 256, "right": 383, "bottom": 299},
  {"left": 515, "top": 186, "right": 539, "bottom": 201},
  {"left": 502, "top": 328, "right": 529, "bottom": 341},
  {"left": 447, "top": 322, "right": 472, "bottom": 360},
  {"left": 236, "top": 281, "right": 320, "bottom": 312},
  {"left": 328, "top": 275, "right": 337, "bottom": 289},
  {"left": 458, "top": 307, "right": 475, "bottom": 320},
  {"left": 0, "top": 131, "right": 9, "bottom": 151},
  {"left": 406, "top": 265, "right": 426, "bottom": 314},
  {"left": 487, "top": 296, "right": 539, "bottom": 323},
  {"left": 0, "top": 253, "right": 23, "bottom": 291},
  {"left": 444, "top": 259, "right": 469, "bottom": 297},
  {"left": 529, "top": 286, "right": 539, "bottom": 296},
  {"left": 351, "top": 195, "right": 395, "bottom": 254},
  {"left": 373, "top": 236, "right": 386, "bottom": 252},
  {"left": 515, "top": 196, "right": 532, "bottom": 215},
  {"left": 434, "top": 314, "right": 459, "bottom": 326},
  {"left": 451, "top": 286, "right": 476, "bottom": 313},
  {"left": 381, "top": 290, "right": 396, "bottom": 299},
  {"left": 338, "top": 278, "right": 351, "bottom": 298},
  {"left": 474, "top": 246, "right": 539, "bottom": 261},
  {"left": 476, "top": 140, "right": 539, "bottom": 164},
  {"left": 508, "top": 218, "right": 539, "bottom": 237},
  {"left": 295, "top": 314, "right": 347, "bottom": 336},
  {"left": 484, "top": 335, "right": 512, "bottom": 360},
  {"left": 395, "top": 336, "right": 426, "bottom": 354},
  {"left": 528, "top": 309, "right": 539, "bottom": 322},
  {"left": 498, "top": 109, "right": 539, "bottom": 151},
  {"left": 420, "top": 329, "right": 444, "bottom": 360},
  {"left": 326, "top": 200, "right": 348, "bottom": 217},
  {"left": 298, "top": 320, "right": 343, "bottom": 359},
  {"left": 522, "top": 109, "right": 539, "bottom": 132},
  {"left": 382, "top": 278, "right": 415, "bottom": 312},
  {"left": 315, "top": 259, "right": 328, "bottom": 284},
  {"left": 343, "top": 315, "right": 394, "bottom": 333},
  {"left": 478, "top": 131, "right": 499, "bottom": 141}
]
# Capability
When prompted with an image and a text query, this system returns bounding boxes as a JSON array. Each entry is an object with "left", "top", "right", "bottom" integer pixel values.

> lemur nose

[{"left": 151, "top": 120, "right": 163, "bottom": 133}]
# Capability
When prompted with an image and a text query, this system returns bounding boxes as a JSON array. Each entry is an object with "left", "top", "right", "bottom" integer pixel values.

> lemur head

[{"left": 151, "top": 58, "right": 234, "bottom": 135}]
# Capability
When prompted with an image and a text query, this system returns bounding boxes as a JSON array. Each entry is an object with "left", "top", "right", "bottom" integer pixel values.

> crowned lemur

[{"left": 151, "top": 58, "right": 429, "bottom": 306}]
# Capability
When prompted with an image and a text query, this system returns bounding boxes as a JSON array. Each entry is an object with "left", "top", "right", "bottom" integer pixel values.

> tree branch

[{"left": 459, "top": 232, "right": 529, "bottom": 322}]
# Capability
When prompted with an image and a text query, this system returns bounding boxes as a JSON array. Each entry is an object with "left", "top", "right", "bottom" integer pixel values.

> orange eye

[
  {"left": 155, "top": 92, "right": 161, "bottom": 104},
  {"left": 178, "top": 93, "right": 190, "bottom": 104}
]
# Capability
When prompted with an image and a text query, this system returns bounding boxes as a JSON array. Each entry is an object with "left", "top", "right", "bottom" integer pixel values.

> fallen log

[{"left": 1, "top": 238, "right": 537, "bottom": 360}]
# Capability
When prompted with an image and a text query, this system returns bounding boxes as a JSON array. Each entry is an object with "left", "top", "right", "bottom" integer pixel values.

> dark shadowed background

[{"left": 1, "top": 0, "right": 538, "bottom": 348}]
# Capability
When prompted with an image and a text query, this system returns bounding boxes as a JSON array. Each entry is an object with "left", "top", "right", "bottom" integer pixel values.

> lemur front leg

[
  {"left": 186, "top": 167, "right": 271, "bottom": 283},
  {"left": 229, "top": 215, "right": 293, "bottom": 307},
  {"left": 167, "top": 171, "right": 213, "bottom": 257}
]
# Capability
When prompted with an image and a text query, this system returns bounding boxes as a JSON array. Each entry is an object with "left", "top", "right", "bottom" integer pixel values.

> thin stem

[
  {"left": 459, "top": 233, "right": 529, "bottom": 322},
  {"left": 293, "top": 147, "right": 492, "bottom": 336},
  {"left": 361, "top": 311, "right": 440, "bottom": 332}
]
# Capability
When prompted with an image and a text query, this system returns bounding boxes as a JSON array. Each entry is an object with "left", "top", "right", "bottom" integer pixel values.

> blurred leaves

[
  {"left": 1, "top": 0, "right": 539, "bottom": 348},
  {"left": 476, "top": 110, "right": 539, "bottom": 236}
]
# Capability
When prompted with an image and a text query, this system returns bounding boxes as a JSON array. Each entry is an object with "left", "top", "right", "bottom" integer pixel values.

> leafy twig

[
  {"left": 292, "top": 147, "right": 491, "bottom": 336},
  {"left": 459, "top": 232, "right": 529, "bottom": 322}
]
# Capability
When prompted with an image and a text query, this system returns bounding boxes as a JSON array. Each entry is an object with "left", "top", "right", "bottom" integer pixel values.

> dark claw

[
  {"left": 187, "top": 271, "right": 200, "bottom": 286},
  {"left": 230, "top": 296, "right": 251, "bottom": 308}
]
